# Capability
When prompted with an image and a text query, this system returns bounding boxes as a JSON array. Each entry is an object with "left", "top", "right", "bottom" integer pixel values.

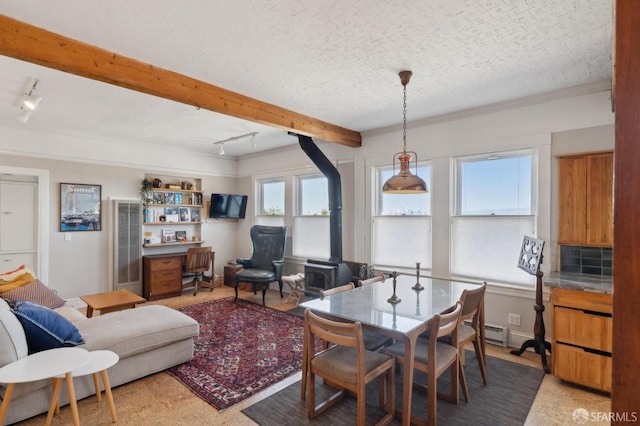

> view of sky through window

[
  {"left": 458, "top": 155, "right": 532, "bottom": 215},
  {"left": 261, "top": 180, "right": 284, "bottom": 215},
  {"left": 299, "top": 175, "right": 328, "bottom": 215}
]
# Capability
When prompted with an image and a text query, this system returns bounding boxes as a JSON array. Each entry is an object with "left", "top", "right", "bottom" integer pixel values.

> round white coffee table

[
  {"left": 49, "top": 350, "right": 120, "bottom": 423},
  {"left": 0, "top": 347, "right": 90, "bottom": 426}
]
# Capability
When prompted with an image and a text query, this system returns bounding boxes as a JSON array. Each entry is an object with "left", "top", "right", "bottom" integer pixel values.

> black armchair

[{"left": 235, "top": 225, "right": 287, "bottom": 305}]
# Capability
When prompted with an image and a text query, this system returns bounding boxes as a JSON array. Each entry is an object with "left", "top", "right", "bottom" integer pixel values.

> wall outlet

[{"left": 508, "top": 313, "right": 521, "bottom": 326}]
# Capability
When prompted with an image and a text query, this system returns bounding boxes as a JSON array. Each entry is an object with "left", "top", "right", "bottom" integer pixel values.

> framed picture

[
  {"left": 60, "top": 183, "right": 102, "bottom": 231},
  {"left": 179, "top": 207, "right": 190, "bottom": 222},
  {"left": 164, "top": 207, "right": 179, "bottom": 223},
  {"left": 190, "top": 209, "right": 200, "bottom": 222}
]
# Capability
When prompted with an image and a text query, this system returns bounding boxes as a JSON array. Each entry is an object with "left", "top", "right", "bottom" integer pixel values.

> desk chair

[{"left": 182, "top": 247, "right": 213, "bottom": 296}]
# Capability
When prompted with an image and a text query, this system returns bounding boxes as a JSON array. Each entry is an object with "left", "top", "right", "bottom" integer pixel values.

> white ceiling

[{"left": 0, "top": 0, "right": 612, "bottom": 158}]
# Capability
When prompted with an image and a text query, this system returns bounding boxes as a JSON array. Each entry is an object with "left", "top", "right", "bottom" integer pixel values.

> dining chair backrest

[
  {"left": 305, "top": 308, "right": 364, "bottom": 352},
  {"left": 319, "top": 282, "right": 355, "bottom": 298},
  {"left": 459, "top": 282, "right": 486, "bottom": 327},
  {"left": 357, "top": 274, "right": 385, "bottom": 287},
  {"left": 430, "top": 302, "right": 462, "bottom": 343}
]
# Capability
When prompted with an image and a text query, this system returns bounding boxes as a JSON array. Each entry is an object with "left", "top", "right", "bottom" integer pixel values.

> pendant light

[{"left": 382, "top": 71, "right": 428, "bottom": 194}]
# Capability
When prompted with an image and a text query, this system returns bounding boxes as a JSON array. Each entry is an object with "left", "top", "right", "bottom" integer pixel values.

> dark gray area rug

[{"left": 242, "top": 351, "right": 544, "bottom": 425}]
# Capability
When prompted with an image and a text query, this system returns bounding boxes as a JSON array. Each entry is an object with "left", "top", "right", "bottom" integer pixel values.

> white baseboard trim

[{"left": 506, "top": 330, "right": 538, "bottom": 350}]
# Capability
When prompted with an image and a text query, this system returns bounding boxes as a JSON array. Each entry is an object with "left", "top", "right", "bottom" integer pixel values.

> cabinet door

[
  {"left": 558, "top": 157, "right": 587, "bottom": 244},
  {"left": 586, "top": 153, "right": 613, "bottom": 245},
  {"left": 0, "top": 182, "right": 36, "bottom": 252},
  {"left": 0, "top": 253, "right": 35, "bottom": 272}
]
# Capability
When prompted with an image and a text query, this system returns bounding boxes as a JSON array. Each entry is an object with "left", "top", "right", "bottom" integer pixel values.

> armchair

[{"left": 234, "top": 225, "right": 287, "bottom": 305}]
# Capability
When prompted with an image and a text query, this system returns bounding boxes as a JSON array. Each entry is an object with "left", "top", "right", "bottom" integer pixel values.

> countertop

[{"left": 543, "top": 271, "right": 612, "bottom": 294}]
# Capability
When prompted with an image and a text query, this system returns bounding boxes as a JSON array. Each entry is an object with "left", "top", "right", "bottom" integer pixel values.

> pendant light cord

[{"left": 402, "top": 83, "right": 407, "bottom": 153}]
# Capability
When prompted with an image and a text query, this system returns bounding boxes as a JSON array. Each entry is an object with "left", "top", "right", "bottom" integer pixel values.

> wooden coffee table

[{"left": 80, "top": 289, "right": 146, "bottom": 318}]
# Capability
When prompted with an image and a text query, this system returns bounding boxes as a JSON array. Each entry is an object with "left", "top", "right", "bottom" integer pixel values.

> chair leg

[
  {"left": 459, "top": 358, "right": 470, "bottom": 403},
  {"left": 234, "top": 279, "right": 239, "bottom": 301},
  {"left": 473, "top": 339, "right": 488, "bottom": 385},
  {"left": 262, "top": 284, "right": 267, "bottom": 305},
  {"left": 278, "top": 279, "right": 284, "bottom": 298}
]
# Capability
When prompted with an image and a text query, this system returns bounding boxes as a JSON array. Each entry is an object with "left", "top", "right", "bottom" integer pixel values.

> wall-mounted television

[{"left": 209, "top": 193, "right": 248, "bottom": 219}]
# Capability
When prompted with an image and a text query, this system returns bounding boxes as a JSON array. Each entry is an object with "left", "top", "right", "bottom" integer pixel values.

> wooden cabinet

[
  {"left": 143, "top": 253, "right": 184, "bottom": 300},
  {"left": 558, "top": 152, "right": 613, "bottom": 246},
  {"left": 551, "top": 287, "right": 612, "bottom": 392},
  {"left": 224, "top": 264, "right": 252, "bottom": 290}
]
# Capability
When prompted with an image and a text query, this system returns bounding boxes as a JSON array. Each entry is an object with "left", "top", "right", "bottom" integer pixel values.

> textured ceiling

[{"left": 0, "top": 0, "right": 612, "bottom": 157}]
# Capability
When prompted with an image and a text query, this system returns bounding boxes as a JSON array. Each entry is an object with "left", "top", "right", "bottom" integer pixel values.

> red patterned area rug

[{"left": 167, "top": 297, "right": 306, "bottom": 411}]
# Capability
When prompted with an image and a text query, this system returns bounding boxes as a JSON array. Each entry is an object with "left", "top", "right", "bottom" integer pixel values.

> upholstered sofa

[{"left": 0, "top": 297, "right": 199, "bottom": 425}]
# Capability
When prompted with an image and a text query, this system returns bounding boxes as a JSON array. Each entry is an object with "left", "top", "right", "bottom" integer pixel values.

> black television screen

[{"left": 209, "top": 193, "right": 248, "bottom": 219}]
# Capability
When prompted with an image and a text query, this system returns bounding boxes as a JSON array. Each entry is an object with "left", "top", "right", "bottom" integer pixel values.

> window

[
  {"left": 293, "top": 175, "right": 329, "bottom": 259},
  {"left": 256, "top": 178, "right": 285, "bottom": 226},
  {"left": 451, "top": 150, "right": 536, "bottom": 286},
  {"left": 372, "top": 163, "right": 431, "bottom": 270}
]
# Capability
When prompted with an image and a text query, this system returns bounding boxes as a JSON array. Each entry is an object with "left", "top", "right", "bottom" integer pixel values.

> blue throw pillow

[{"left": 12, "top": 300, "right": 84, "bottom": 354}]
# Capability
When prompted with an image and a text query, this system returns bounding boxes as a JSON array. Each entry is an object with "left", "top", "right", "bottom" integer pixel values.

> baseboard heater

[{"left": 464, "top": 320, "right": 508, "bottom": 347}]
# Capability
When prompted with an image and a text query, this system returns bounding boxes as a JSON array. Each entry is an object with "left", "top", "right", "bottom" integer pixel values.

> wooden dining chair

[
  {"left": 456, "top": 283, "right": 488, "bottom": 391},
  {"left": 182, "top": 247, "right": 213, "bottom": 296},
  {"left": 304, "top": 309, "right": 395, "bottom": 426},
  {"left": 302, "top": 282, "right": 393, "bottom": 400},
  {"left": 381, "top": 302, "right": 467, "bottom": 426},
  {"left": 357, "top": 274, "right": 386, "bottom": 287}
]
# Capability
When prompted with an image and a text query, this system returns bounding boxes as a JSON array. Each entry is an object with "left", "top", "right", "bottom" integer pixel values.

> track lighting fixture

[
  {"left": 213, "top": 132, "right": 259, "bottom": 155},
  {"left": 22, "top": 80, "right": 42, "bottom": 111}
]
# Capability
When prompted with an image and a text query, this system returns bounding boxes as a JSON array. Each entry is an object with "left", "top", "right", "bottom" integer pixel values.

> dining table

[{"left": 299, "top": 273, "right": 484, "bottom": 426}]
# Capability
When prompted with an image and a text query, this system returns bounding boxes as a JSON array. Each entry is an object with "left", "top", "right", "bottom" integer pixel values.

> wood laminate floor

[{"left": 18, "top": 286, "right": 611, "bottom": 425}]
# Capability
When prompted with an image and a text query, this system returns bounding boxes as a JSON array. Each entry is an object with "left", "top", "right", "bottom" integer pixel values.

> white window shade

[
  {"left": 372, "top": 216, "right": 431, "bottom": 270},
  {"left": 255, "top": 215, "right": 285, "bottom": 227},
  {"left": 451, "top": 215, "right": 536, "bottom": 286},
  {"left": 293, "top": 216, "right": 330, "bottom": 259}
]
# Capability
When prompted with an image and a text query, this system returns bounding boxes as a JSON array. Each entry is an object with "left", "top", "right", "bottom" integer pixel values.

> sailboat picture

[{"left": 60, "top": 183, "right": 102, "bottom": 231}]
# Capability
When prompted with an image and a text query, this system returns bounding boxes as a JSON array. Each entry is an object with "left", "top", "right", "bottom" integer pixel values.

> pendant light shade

[{"left": 382, "top": 71, "right": 428, "bottom": 194}]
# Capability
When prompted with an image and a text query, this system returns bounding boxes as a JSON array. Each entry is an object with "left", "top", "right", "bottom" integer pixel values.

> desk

[
  {"left": 143, "top": 251, "right": 215, "bottom": 300},
  {"left": 0, "top": 347, "right": 90, "bottom": 426},
  {"left": 300, "top": 274, "right": 481, "bottom": 426}
]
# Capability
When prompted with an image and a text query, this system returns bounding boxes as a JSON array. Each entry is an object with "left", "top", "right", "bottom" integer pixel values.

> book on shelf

[
  {"left": 190, "top": 209, "right": 200, "bottom": 222},
  {"left": 152, "top": 192, "right": 163, "bottom": 204},
  {"left": 162, "top": 229, "right": 176, "bottom": 243},
  {"left": 174, "top": 192, "right": 183, "bottom": 204},
  {"left": 164, "top": 192, "right": 175, "bottom": 204},
  {"left": 175, "top": 230, "right": 187, "bottom": 242}
]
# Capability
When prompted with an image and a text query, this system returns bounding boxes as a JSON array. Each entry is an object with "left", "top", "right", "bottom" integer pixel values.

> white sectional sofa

[{"left": 0, "top": 298, "right": 199, "bottom": 425}]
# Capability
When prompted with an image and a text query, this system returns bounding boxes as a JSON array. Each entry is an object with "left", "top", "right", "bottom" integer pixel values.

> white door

[{"left": 0, "top": 182, "right": 37, "bottom": 272}]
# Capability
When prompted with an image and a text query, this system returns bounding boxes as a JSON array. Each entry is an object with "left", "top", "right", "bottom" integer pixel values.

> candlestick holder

[
  {"left": 387, "top": 271, "right": 402, "bottom": 304},
  {"left": 412, "top": 261, "right": 424, "bottom": 291}
]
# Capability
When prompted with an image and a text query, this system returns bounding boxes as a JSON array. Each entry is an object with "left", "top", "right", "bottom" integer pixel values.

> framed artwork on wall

[{"left": 60, "top": 183, "right": 102, "bottom": 231}]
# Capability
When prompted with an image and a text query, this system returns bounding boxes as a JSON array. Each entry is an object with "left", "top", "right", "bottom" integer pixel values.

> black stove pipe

[{"left": 292, "top": 133, "right": 342, "bottom": 263}]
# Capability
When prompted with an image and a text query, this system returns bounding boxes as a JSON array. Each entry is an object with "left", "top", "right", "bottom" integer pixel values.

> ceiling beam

[{"left": 0, "top": 15, "right": 361, "bottom": 147}]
